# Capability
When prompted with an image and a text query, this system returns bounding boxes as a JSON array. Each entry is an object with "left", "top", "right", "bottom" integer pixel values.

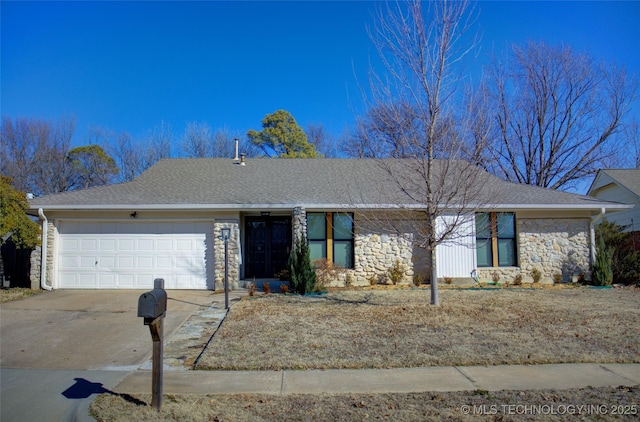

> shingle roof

[
  {"left": 28, "top": 158, "right": 625, "bottom": 212},
  {"left": 599, "top": 169, "right": 640, "bottom": 198}
]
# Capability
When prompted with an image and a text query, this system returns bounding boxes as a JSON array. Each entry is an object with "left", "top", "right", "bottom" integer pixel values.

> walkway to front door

[{"left": 244, "top": 216, "right": 292, "bottom": 279}]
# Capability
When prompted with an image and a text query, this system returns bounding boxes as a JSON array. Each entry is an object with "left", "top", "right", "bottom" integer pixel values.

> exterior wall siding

[{"left": 213, "top": 221, "right": 240, "bottom": 290}]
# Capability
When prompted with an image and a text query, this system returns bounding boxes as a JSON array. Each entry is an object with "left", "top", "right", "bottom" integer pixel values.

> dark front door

[{"left": 245, "top": 216, "right": 292, "bottom": 278}]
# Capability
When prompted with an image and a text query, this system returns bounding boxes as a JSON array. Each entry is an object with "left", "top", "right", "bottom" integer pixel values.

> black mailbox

[{"left": 138, "top": 288, "right": 167, "bottom": 321}]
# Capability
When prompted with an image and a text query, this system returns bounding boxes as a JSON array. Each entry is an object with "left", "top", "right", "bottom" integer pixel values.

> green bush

[
  {"left": 596, "top": 221, "right": 639, "bottom": 285},
  {"left": 287, "top": 236, "right": 317, "bottom": 295},
  {"left": 592, "top": 237, "right": 613, "bottom": 286}
]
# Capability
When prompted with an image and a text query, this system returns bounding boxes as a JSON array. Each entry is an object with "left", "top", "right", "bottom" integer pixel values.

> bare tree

[
  {"left": 353, "top": 0, "right": 486, "bottom": 305},
  {"left": 1, "top": 116, "right": 74, "bottom": 196},
  {"left": 306, "top": 124, "right": 339, "bottom": 157},
  {"left": 105, "top": 121, "right": 174, "bottom": 183},
  {"left": 181, "top": 121, "right": 214, "bottom": 157},
  {"left": 622, "top": 120, "right": 640, "bottom": 169},
  {"left": 145, "top": 120, "right": 173, "bottom": 164},
  {"left": 481, "top": 41, "right": 637, "bottom": 190}
]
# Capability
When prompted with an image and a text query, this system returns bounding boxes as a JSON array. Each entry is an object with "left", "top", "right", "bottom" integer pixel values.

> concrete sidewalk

[{"left": 115, "top": 363, "right": 640, "bottom": 395}]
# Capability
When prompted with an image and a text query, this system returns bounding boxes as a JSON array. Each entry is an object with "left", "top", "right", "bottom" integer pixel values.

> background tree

[
  {"left": 351, "top": 0, "right": 486, "bottom": 305},
  {"left": 0, "top": 176, "right": 41, "bottom": 282},
  {"left": 247, "top": 110, "right": 319, "bottom": 158},
  {"left": 98, "top": 121, "right": 173, "bottom": 183},
  {"left": 182, "top": 121, "right": 214, "bottom": 158},
  {"left": 305, "top": 124, "right": 336, "bottom": 157},
  {"left": 66, "top": 145, "right": 118, "bottom": 189},
  {"left": 480, "top": 41, "right": 637, "bottom": 190},
  {"left": 1, "top": 116, "right": 74, "bottom": 195}
]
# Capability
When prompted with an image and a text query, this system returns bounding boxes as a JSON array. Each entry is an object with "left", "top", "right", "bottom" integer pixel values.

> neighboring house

[
  {"left": 588, "top": 169, "right": 640, "bottom": 237},
  {"left": 27, "top": 158, "right": 629, "bottom": 290}
]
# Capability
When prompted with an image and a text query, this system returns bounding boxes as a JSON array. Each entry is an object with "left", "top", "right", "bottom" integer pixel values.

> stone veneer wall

[
  {"left": 29, "top": 246, "right": 41, "bottom": 289},
  {"left": 292, "top": 207, "right": 307, "bottom": 243},
  {"left": 293, "top": 211, "right": 428, "bottom": 287},
  {"left": 477, "top": 218, "right": 591, "bottom": 283},
  {"left": 213, "top": 221, "right": 240, "bottom": 290}
]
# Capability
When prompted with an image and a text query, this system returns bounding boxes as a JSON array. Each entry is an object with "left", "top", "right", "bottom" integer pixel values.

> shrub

[
  {"left": 592, "top": 237, "right": 613, "bottom": 286},
  {"left": 531, "top": 268, "right": 542, "bottom": 283},
  {"left": 287, "top": 236, "right": 317, "bottom": 295},
  {"left": 274, "top": 269, "right": 289, "bottom": 281},
  {"left": 491, "top": 272, "right": 500, "bottom": 283},
  {"left": 512, "top": 274, "right": 523, "bottom": 286},
  {"left": 314, "top": 258, "right": 347, "bottom": 288},
  {"left": 248, "top": 281, "right": 255, "bottom": 297},
  {"left": 444, "top": 277, "right": 453, "bottom": 285},
  {"left": 596, "top": 220, "right": 640, "bottom": 285},
  {"left": 262, "top": 281, "right": 271, "bottom": 294},
  {"left": 413, "top": 273, "right": 425, "bottom": 286},
  {"left": 279, "top": 283, "right": 289, "bottom": 294},
  {"left": 553, "top": 273, "right": 563, "bottom": 284},
  {"left": 386, "top": 260, "right": 406, "bottom": 285},
  {"left": 345, "top": 273, "right": 354, "bottom": 287}
]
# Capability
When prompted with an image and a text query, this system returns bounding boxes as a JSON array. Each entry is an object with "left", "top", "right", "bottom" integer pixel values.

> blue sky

[{"left": 2, "top": 1, "right": 640, "bottom": 153}]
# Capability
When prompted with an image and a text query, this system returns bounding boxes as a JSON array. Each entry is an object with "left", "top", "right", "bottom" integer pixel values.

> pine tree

[
  {"left": 592, "top": 237, "right": 613, "bottom": 286},
  {"left": 287, "top": 236, "right": 317, "bottom": 295}
]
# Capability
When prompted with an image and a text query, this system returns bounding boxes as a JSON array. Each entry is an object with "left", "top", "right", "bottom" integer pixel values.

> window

[
  {"left": 475, "top": 212, "right": 517, "bottom": 267},
  {"left": 306, "top": 212, "right": 354, "bottom": 269}
]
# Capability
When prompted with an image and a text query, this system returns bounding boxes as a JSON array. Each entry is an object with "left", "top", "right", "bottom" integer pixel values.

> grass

[
  {"left": 0, "top": 287, "right": 41, "bottom": 303},
  {"left": 91, "top": 286, "right": 640, "bottom": 421},
  {"left": 91, "top": 386, "right": 640, "bottom": 421},
  {"left": 195, "top": 286, "right": 640, "bottom": 370}
]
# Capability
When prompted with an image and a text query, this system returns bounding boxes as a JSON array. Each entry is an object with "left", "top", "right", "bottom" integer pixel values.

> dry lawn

[
  {"left": 0, "top": 287, "right": 41, "bottom": 303},
  {"left": 196, "top": 286, "right": 640, "bottom": 370},
  {"left": 91, "top": 385, "right": 640, "bottom": 421}
]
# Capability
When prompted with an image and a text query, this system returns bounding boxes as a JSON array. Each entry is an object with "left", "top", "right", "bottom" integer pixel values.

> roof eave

[{"left": 28, "top": 202, "right": 632, "bottom": 213}]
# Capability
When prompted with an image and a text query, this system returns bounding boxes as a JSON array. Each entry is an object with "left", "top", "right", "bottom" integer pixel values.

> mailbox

[{"left": 138, "top": 288, "right": 167, "bottom": 321}]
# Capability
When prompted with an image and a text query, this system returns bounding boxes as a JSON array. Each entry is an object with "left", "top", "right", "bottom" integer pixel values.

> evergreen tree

[
  {"left": 287, "top": 236, "right": 317, "bottom": 295},
  {"left": 247, "top": 110, "right": 320, "bottom": 158},
  {"left": 592, "top": 236, "right": 613, "bottom": 286}
]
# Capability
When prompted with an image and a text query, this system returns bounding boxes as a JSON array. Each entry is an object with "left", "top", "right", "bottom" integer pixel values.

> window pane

[
  {"left": 498, "top": 239, "right": 516, "bottom": 266},
  {"left": 476, "top": 239, "right": 492, "bottom": 267},
  {"left": 475, "top": 213, "right": 491, "bottom": 238},
  {"left": 333, "top": 241, "right": 353, "bottom": 269},
  {"left": 333, "top": 213, "right": 353, "bottom": 240},
  {"left": 497, "top": 213, "right": 515, "bottom": 238},
  {"left": 309, "top": 241, "right": 326, "bottom": 262},
  {"left": 307, "top": 213, "right": 326, "bottom": 239}
]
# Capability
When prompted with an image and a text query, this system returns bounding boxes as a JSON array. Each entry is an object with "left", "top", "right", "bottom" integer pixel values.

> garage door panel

[
  {"left": 81, "top": 239, "right": 98, "bottom": 251},
  {"left": 57, "top": 221, "right": 211, "bottom": 289},
  {"left": 118, "top": 256, "right": 135, "bottom": 269},
  {"left": 77, "top": 273, "right": 97, "bottom": 287},
  {"left": 60, "top": 256, "right": 78, "bottom": 269},
  {"left": 138, "top": 239, "right": 154, "bottom": 251},
  {"left": 157, "top": 239, "right": 173, "bottom": 251},
  {"left": 80, "top": 256, "right": 97, "bottom": 269},
  {"left": 138, "top": 256, "right": 154, "bottom": 269},
  {"left": 98, "top": 274, "right": 116, "bottom": 288},
  {"left": 100, "top": 256, "right": 116, "bottom": 269},
  {"left": 100, "top": 239, "right": 116, "bottom": 251},
  {"left": 118, "top": 274, "right": 135, "bottom": 287},
  {"left": 119, "top": 239, "right": 135, "bottom": 251}
]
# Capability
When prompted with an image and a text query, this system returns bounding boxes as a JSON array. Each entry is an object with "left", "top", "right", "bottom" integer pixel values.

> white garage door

[{"left": 57, "top": 221, "right": 213, "bottom": 289}]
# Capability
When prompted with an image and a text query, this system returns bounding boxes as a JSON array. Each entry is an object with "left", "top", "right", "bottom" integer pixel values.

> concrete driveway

[{"left": 0, "top": 289, "right": 221, "bottom": 370}]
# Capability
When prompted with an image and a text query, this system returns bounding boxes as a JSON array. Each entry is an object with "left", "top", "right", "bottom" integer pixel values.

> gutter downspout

[
  {"left": 38, "top": 208, "right": 52, "bottom": 291},
  {"left": 590, "top": 207, "right": 606, "bottom": 265}
]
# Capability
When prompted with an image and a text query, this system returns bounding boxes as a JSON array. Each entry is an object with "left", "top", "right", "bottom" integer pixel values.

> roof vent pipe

[
  {"left": 240, "top": 153, "right": 246, "bottom": 166},
  {"left": 233, "top": 138, "right": 239, "bottom": 161}
]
